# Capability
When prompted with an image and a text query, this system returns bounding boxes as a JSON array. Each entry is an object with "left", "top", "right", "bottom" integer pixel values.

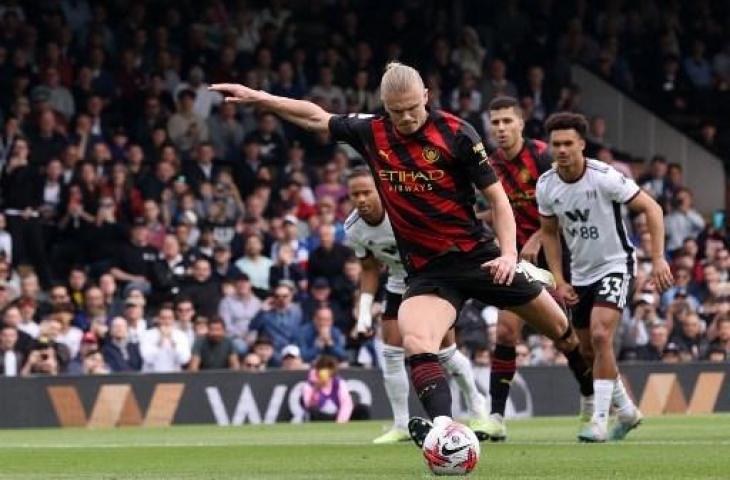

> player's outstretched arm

[
  {"left": 627, "top": 191, "right": 674, "bottom": 291},
  {"left": 208, "top": 83, "right": 333, "bottom": 134},
  {"left": 480, "top": 182, "right": 518, "bottom": 285}
]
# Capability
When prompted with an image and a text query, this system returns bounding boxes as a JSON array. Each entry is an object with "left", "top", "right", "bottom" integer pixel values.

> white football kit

[
  {"left": 536, "top": 158, "right": 639, "bottom": 287},
  {"left": 344, "top": 210, "right": 406, "bottom": 295}
]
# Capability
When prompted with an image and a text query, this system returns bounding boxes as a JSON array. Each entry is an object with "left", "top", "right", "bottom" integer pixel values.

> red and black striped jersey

[
  {"left": 329, "top": 110, "right": 498, "bottom": 273},
  {"left": 489, "top": 138, "right": 552, "bottom": 249}
]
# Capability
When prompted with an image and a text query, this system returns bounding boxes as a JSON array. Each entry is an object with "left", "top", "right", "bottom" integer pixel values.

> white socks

[
  {"left": 438, "top": 345, "right": 487, "bottom": 418},
  {"left": 592, "top": 379, "right": 615, "bottom": 429},
  {"left": 612, "top": 376, "right": 637, "bottom": 420},
  {"left": 381, "top": 344, "right": 410, "bottom": 430}
]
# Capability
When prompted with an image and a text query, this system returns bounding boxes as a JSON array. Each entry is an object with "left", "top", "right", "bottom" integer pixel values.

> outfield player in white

[
  {"left": 345, "top": 167, "right": 489, "bottom": 443},
  {"left": 537, "top": 113, "right": 674, "bottom": 442}
]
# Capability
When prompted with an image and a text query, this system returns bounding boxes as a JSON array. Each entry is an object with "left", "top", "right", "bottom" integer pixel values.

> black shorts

[
  {"left": 382, "top": 290, "right": 402, "bottom": 320},
  {"left": 572, "top": 272, "right": 635, "bottom": 329},
  {"left": 402, "top": 242, "right": 543, "bottom": 312}
]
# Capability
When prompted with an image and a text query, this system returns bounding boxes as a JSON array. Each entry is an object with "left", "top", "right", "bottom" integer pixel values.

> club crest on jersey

[
  {"left": 422, "top": 146, "right": 440, "bottom": 164},
  {"left": 519, "top": 168, "right": 532, "bottom": 183}
]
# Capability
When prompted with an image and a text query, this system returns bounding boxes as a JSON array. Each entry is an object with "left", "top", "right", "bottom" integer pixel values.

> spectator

[
  {"left": 110, "top": 220, "right": 158, "bottom": 294},
  {"left": 242, "top": 351, "right": 265, "bottom": 372},
  {"left": 99, "top": 273, "right": 124, "bottom": 318},
  {"left": 708, "top": 315, "right": 730, "bottom": 357},
  {"left": 101, "top": 316, "right": 142, "bottom": 372},
  {"left": 218, "top": 271, "right": 261, "bottom": 352},
  {"left": 1, "top": 305, "right": 32, "bottom": 352},
  {"left": 636, "top": 322, "right": 670, "bottom": 361},
  {"left": 180, "top": 258, "right": 221, "bottom": 318},
  {"left": 298, "top": 306, "right": 348, "bottom": 363},
  {"left": 82, "top": 348, "right": 110, "bottom": 375},
  {"left": 174, "top": 297, "right": 197, "bottom": 346},
  {"left": 0, "top": 325, "right": 23, "bottom": 376},
  {"left": 208, "top": 102, "right": 245, "bottom": 162},
  {"left": 281, "top": 344, "right": 307, "bottom": 370},
  {"left": 53, "top": 303, "right": 83, "bottom": 359},
  {"left": 175, "top": 66, "right": 222, "bottom": 119},
  {"left": 301, "top": 277, "right": 348, "bottom": 331},
  {"left": 20, "top": 337, "right": 60, "bottom": 376},
  {"left": 268, "top": 243, "right": 307, "bottom": 294},
  {"left": 301, "top": 355, "right": 353, "bottom": 423},
  {"left": 189, "top": 317, "right": 239, "bottom": 371},
  {"left": 307, "top": 224, "right": 353, "bottom": 282},
  {"left": 140, "top": 306, "right": 190, "bottom": 373},
  {"left": 244, "top": 112, "right": 288, "bottom": 167},
  {"left": 234, "top": 234, "right": 273, "bottom": 297},
  {"left": 167, "top": 89, "right": 208, "bottom": 155},
  {"left": 1, "top": 138, "right": 52, "bottom": 286},
  {"left": 670, "top": 312, "right": 709, "bottom": 360},
  {"left": 249, "top": 283, "right": 302, "bottom": 364},
  {"left": 0, "top": 214, "right": 12, "bottom": 264},
  {"left": 664, "top": 188, "right": 706, "bottom": 253},
  {"left": 183, "top": 142, "right": 221, "bottom": 191},
  {"left": 151, "top": 234, "right": 187, "bottom": 304},
  {"left": 121, "top": 292, "right": 148, "bottom": 343}
]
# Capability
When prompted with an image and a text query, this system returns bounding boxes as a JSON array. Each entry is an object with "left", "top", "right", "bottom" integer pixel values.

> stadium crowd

[{"left": 0, "top": 0, "right": 728, "bottom": 378}]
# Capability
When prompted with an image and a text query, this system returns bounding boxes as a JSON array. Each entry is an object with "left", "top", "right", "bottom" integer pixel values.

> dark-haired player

[
  {"left": 538, "top": 112, "right": 673, "bottom": 441},
  {"left": 481, "top": 96, "right": 595, "bottom": 441}
]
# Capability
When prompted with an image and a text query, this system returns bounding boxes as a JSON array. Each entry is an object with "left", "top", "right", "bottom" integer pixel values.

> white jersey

[
  {"left": 536, "top": 158, "right": 639, "bottom": 286},
  {"left": 344, "top": 210, "right": 406, "bottom": 295}
]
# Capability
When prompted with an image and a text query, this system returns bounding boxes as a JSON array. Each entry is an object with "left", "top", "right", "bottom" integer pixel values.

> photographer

[{"left": 20, "top": 337, "right": 60, "bottom": 376}]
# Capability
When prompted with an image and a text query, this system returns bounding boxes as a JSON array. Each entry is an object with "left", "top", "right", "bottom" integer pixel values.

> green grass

[{"left": 0, "top": 415, "right": 728, "bottom": 479}]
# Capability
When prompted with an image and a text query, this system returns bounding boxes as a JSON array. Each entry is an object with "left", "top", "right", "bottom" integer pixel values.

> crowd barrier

[{"left": 0, "top": 362, "right": 727, "bottom": 428}]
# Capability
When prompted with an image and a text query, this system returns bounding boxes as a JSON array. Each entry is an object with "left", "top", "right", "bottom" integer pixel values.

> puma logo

[{"left": 378, "top": 149, "right": 391, "bottom": 161}]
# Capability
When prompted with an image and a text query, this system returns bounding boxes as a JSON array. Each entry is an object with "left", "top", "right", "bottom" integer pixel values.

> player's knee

[{"left": 590, "top": 328, "right": 612, "bottom": 349}]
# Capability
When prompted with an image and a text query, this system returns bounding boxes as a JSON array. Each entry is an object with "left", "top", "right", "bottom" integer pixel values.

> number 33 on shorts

[
  {"left": 593, "top": 273, "right": 633, "bottom": 309},
  {"left": 572, "top": 273, "right": 635, "bottom": 329}
]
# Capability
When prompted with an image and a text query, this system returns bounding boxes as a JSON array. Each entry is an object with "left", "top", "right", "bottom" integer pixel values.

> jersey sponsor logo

[
  {"left": 564, "top": 208, "right": 591, "bottom": 223},
  {"left": 422, "top": 145, "right": 441, "bottom": 164},
  {"left": 378, "top": 169, "right": 445, "bottom": 192}
]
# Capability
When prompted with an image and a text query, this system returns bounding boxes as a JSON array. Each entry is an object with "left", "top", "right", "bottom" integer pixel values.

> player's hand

[
  {"left": 208, "top": 83, "right": 266, "bottom": 104},
  {"left": 519, "top": 233, "right": 541, "bottom": 264},
  {"left": 650, "top": 258, "right": 674, "bottom": 292},
  {"left": 555, "top": 282, "right": 579, "bottom": 307},
  {"left": 482, "top": 252, "right": 517, "bottom": 285}
]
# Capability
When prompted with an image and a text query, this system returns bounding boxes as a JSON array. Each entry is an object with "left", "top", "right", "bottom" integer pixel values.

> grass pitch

[{"left": 0, "top": 415, "right": 727, "bottom": 479}]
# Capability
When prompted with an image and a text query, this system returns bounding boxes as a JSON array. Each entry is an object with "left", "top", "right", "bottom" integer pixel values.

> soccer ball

[{"left": 422, "top": 421, "right": 480, "bottom": 476}]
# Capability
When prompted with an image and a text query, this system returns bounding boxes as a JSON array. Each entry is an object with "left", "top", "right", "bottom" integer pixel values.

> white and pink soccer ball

[{"left": 422, "top": 421, "right": 481, "bottom": 476}]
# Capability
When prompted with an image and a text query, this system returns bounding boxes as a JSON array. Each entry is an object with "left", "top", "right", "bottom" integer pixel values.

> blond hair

[{"left": 380, "top": 62, "right": 425, "bottom": 97}]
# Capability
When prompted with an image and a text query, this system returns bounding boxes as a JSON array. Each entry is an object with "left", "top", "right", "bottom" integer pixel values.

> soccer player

[
  {"left": 538, "top": 112, "right": 674, "bottom": 442},
  {"left": 210, "top": 63, "right": 589, "bottom": 447},
  {"left": 481, "top": 96, "right": 595, "bottom": 441},
  {"left": 345, "top": 166, "right": 489, "bottom": 443}
]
